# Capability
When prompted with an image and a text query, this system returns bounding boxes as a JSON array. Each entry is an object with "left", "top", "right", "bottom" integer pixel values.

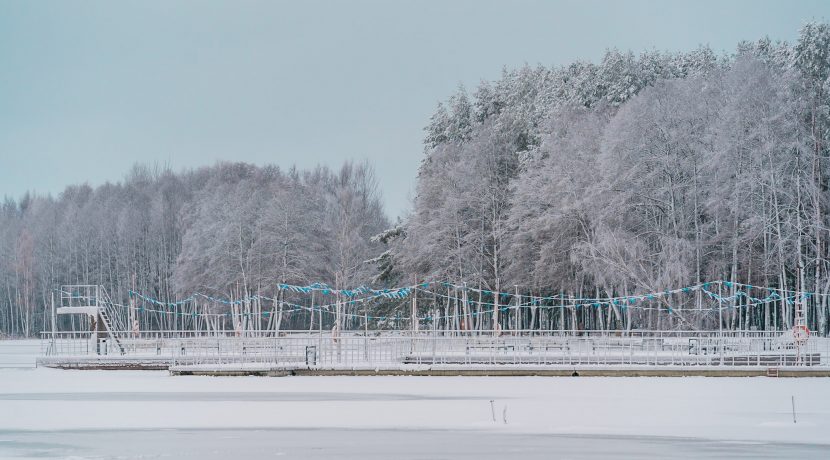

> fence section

[{"left": 40, "top": 330, "right": 830, "bottom": 370}]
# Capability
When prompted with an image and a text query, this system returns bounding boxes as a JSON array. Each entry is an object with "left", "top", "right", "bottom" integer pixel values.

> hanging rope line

[{"left": 57, "top": 279, "right": 814, "bottom": 322}]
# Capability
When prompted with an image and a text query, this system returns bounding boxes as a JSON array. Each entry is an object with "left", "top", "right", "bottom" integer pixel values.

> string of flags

[
  {"left": 277, "top": 282, "right": 421, "bottom": 299},
  {"left": 114, "top": 290, "right": 802, "bottom": 322},
  {"left": 70, "top": 279, "right": 825, "bottom": 312},
  {"left": 79, "top": 278, "right": 815, "bottom": 322},
  {"left": 127, "top": 286, "right": 416, "bottom": 309},
  {"left": 123, "top": 289, "right": 415, "bottom": 320}
]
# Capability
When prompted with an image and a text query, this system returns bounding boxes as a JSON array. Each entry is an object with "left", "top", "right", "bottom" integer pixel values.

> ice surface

[
  {"left": 0, "top": 340, "right": 38, "bottom": 369},
  {"left": 1, "top": 340, "right": 829, "bottom": 458},
  {"left": 2, "top": 429, "right": 829, "bottom": 459}
]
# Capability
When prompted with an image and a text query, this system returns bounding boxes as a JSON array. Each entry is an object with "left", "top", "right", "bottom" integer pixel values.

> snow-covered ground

[
  {"left": 1, "top": 339, "right": 829, "bottom": 458},
  {"left": 0, "top": 340, "right": 38, "bottom": 369}
]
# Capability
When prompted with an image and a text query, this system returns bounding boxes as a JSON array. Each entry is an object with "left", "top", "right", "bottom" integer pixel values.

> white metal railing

[
  {"left": 60, "top": 285, "right": 100, "bottom": 308},
  {"left": 41, "top": 329, "right": 805, "bottom": 339},
  {"left": 40, "top": 330, "right": 830, "bottom": 369}
]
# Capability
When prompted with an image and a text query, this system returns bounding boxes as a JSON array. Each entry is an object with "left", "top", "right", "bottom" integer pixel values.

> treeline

[
  {"left": 0, "top": 162, "right": 387, "bottom": 337},
  {"left": 388, "top": 23, "right": 830, "bottom": 335},
  {"left": 2, "top": 23, "right": 830, "bottom": 336}
]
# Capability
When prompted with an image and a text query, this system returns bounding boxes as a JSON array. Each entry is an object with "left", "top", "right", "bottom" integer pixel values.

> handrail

[
  {"left": 39, "top": 329, "right": 803, "bottom": 338},
  {"left": 39, "top": 330, "right": 829, "bottom": 368}
]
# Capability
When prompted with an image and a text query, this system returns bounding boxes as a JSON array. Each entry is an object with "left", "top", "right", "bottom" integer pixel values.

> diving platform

[{"left": 53, "top": 285, "right": 127, "bottom": 355}]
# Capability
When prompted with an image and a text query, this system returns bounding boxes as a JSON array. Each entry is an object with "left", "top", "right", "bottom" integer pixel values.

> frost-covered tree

[
  {"left": 394, "top": 22, "right": 830, "bottom": 333},
  {"left": 5, "top": 22, "right": 830, "bottom": 336}
]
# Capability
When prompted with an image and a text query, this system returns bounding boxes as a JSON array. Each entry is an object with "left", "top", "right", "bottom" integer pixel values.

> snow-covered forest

[
  {"left": 2, "top": 23, "right": 830, "bottom": 337},
  {"left": 0, "top": 162, "right": 389, "bottom": 336}
]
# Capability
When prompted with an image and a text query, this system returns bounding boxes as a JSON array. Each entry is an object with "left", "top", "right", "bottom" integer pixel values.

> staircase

[{"left": 99, "top": 304, "right": 125, "bottom": 355}]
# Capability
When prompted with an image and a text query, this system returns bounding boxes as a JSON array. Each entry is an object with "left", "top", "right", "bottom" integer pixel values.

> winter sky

[{"left": 1, "top": 0, "right": 829, "bottom": 218}]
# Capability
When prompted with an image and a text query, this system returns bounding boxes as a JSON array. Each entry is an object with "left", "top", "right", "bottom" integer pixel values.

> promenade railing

[{"left": 40, "top": 330, "right": 830, "bottom": 368}]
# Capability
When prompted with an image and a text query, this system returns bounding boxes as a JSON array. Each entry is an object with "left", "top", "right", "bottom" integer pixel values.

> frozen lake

[
  {"left": 1, "top": 340, "right": 830, "bottom": 458},
  {"left": 2, "top": 428, "right": 829, "bottom": 459}
]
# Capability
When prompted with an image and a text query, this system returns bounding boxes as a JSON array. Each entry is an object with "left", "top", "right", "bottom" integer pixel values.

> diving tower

[{"left": 56, "top": 285, "right": 126, "bottom": 354}]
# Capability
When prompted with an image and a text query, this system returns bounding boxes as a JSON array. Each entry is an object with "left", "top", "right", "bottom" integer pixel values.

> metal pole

[
  {"left": 50, "top": 291, "right": 56, "bottom": 352},
  {"left": 432, "top": 308, "right": 436, "bottom": 363},
  {"left": 314, "top": 291, "right": 321, "bottom": 363},
  {"left": 412, "top": 285, "right": 418, "bottom": 334},
  {"left": 515, "top": 285, "right": 520, "bottom": 334},
  {"left": 410, "top": 286, "right": 417, "bottom": 355},
  {"left": 364, "top": 301, "right": 369, "bottom": 361},
  {"left": 719, "top": 282, "right": 724, "bottom": 365}
]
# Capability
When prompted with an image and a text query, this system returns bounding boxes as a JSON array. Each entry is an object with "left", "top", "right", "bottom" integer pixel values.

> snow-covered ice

[
  {"left": 0, "top": 340, "right": 829, "bottom": 458},
  {"left": 4, "top": 428, "right": 830, "bottom": 459}
]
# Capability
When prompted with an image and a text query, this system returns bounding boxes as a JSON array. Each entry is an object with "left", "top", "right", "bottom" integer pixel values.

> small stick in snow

[
  {"left": 792, "top": 396, "right": 797, "bottom": 424},
  {"left": 502, "top": 405, "right": 508, "bottom": 425},
  {"left": 490, "top": 399, "right": 496, "bottom": 423}
]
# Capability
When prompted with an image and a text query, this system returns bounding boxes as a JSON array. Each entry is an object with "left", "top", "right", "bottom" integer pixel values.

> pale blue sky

[{"left": 1, "top": 0, "right": 829, "bottom": 218}]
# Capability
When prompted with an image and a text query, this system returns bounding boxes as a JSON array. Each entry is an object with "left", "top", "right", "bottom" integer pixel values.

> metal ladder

[{"left": 98, "top": 305, "right": 125, "bottom": 355}]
